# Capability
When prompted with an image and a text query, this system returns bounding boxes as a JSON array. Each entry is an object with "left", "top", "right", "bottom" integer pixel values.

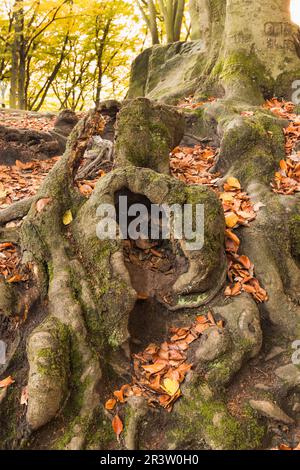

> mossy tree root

[
  {"left": 203, "top": 99, "right": 300, "bottom": 336},
  {"left": 0, "top": 105, "right": 229, "bottom": 449}
]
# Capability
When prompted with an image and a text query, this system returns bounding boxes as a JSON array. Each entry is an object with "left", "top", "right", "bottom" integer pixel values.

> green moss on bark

[
  {"left": 115, "top": 98, "right": 184, "bottom": 174},
  {"left": 170, "top": 384, "right": 265, "bottom": 450},
  {"left": 218, "top": 110, "right": 286, "bottom": 184}
]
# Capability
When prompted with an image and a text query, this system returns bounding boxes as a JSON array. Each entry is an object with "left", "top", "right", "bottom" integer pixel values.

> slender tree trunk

[
  {"left": 174, "top": 0, "right": 185, "bottom": 41},
  {"left": 9, "top": 45, "right": 18, "bottom": 109},
  {"left": 159, "top": 0, "right": 175, "bottom": 43},
  {"left": 135, "top": 0, "right": 160, "bottom": 45},
  {"left": 17, "top": 15, "right": 26, "bottom": 110},
  {"left": 29, "top": 33, "right": 69, "bottom": 111},
  {"left": 95, "top": 60, "right": 103, "bottom": 107},
  {"left": 9, "top": 1, "right": 23, "bottom": 108},
  {"left": 148, "top": 0, "right": 160, "bottom": 45},
  {"left": 95, "top": 20, "right": 111, "bottom": 107}
]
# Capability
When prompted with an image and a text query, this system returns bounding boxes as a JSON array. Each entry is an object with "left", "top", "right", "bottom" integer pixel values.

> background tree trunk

[
  {"left": 9, "top": 0, "right": 24, "bottom": 108},
  {"left": 131, "top": 0, "right": 300, "bottom": 103},
  {"left": 17, "top": 14, "right": 25, "bottom": 110},
  {"left": 189, "top": 0, "right": 300, "bottom": 102}
]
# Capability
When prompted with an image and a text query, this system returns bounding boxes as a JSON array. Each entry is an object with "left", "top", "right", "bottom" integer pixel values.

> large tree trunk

[
  {"left": 189, "top": 0, "right": 300, "bottom": 102},
  {"left": 9, "top": 0, "right": 22, "bottom": 109},
  {"left": 1, "top": 0, "right": 300, "bottom": 452},
  {"left": 130, "top": 0, "right": 300, "bottom": 103}
]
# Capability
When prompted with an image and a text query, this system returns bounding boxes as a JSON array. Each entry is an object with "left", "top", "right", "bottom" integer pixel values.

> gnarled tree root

[{"left": 1, "top": 97, "right": 300, "bottom": 450}]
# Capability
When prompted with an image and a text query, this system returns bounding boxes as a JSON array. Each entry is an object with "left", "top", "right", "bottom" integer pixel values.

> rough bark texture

[
  {"left": 129, "top": 0, "right": 300, "bottom": 103},
  {"left": 1, "top": 0, "right": 300, "bottom": 452},
  {"left": 115, "top": 98, "right": 185, "bottom": 173},
  {"left": 0, "top": 102, "right": 230, "bottom": 450}
]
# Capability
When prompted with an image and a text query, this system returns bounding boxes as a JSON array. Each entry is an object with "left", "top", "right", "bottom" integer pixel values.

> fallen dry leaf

[
  {"left": 113, "top": 389, "right": 125, "bottom": 403},
  {"left": 142, "top": 361, "right": 167, "bottom": 375},
  {"left": 7, "top": 273, "right": 25, "bottom": 283},
  {"left": 226, "top": 176, "right": 241, "bottom": 190},
  {"left": 238, "top": 255, "right": 252, "bottom": 269},
  {"left": 112, "top": 414, "right": 123, "bottom": 437},
  {"left": 63, "top": 209, "right": 73, "bottom": 226},
  {"left": 225, "top": 212, "right": 239, "bottom": 228},
  {"left": 105, "top": 398, "right": 117, "bottom": 410},
  {"left": 20, "top": 386, "right": 28, "bottom": 406},
  {"left": 161, "top": 378, "right": 180, "bottom": 396},
  {"left": 0, "top": 376, "right": 15, "bottom": 388}
]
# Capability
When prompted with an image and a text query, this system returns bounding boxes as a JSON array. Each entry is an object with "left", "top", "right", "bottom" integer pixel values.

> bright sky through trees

[{"left": 291, "top": 0, "right": 300, "bottom": 25}]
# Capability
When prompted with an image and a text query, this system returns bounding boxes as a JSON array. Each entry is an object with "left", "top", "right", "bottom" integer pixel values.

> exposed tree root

[
  {"left": 0, "top": 196, "right": 36, "bottom": 226},
  {"left": 76, "top": 138, "right": 114, "bottom": 180},
  {"left": 1, "top": 95, "right": 300, "bottom": 451}
]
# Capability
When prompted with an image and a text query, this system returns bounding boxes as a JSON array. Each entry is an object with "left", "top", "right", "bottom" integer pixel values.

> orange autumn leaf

[
  {"left": 174, "top": 340, "right": 189, "bottom": 351},
  {"left": 225, "top": 229, "right": 240, "bottom": 246},
  {"left": 105, "top": 398, "right": 117, "bottom": 410},
  {"left": 279, "top": 160, "right": 288, "bottom": 172},
  {"left": 207, "top": 311, "right": 216, "bottom": 325},
  {"left": 196, "top": 315, "right": 208, "bottom": 324},
  {"left": 168, "top": 349, "right": 184, "bottom": 361},
  {"left": 144, "top": 343, "right": 159, "bottom": 355},
  {"left": 225, "top": 212, "right": 239, "bottom": 228},
  {"left": 177, "top": 363, "right": 192, "bottom": 375},
  {"left": 0, "top": 242, "right": 14, "bottom": 250},
  {"left": 243, "top": 283, "right": 257, "bottom": 294},
  {"left": 193, "top": 322, "right": 210, "bottom": 334},
  {"left": 113, "top": 389, "right": 125, "bottom": 403},
  {"left": 120, "top": 384, "right": 133, "bottom": 397},
  {"left": 148, "top": 374, "right": 162, "bottom": 392},
  {"left": 0, "top": 376, "right": 15, "bottom": 388},
  {"left": 137, "top": 292, "right": 149, "bottom": 300},
  {"left": 141, "top": 361, "right": 167, "bottom": 375},
  {"left": 112, "top": 414, "right": 123, "bottom": 437},
  {"left": 278, "top": 444, "right": 293, "bottom": 451},
  {"left": 158, "top": 394, "right": 171, "bottom": 405},
  {"left": 158, "top": 349, "right": 169, "bottom": 360},
  {"left": 231, "top": 282, "right": 242, "bottom": 296},
  {"left": 7, "top": 274, "right": 25, "bottom": 283},
  {"left": 238, "top": 255, "right": 252, "bottom": 269}
]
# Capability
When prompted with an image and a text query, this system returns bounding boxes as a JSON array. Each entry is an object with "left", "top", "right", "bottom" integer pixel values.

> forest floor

[{"left": 0, "top": 101, "right": 300, "bottom": 450}]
